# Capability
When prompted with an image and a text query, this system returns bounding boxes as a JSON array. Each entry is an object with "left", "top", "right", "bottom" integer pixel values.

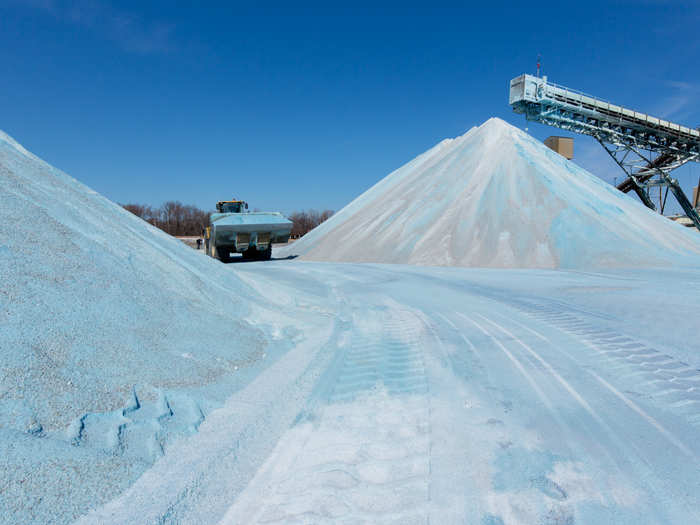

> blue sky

[{"left": 1, "top": 1, "right": 698, "bottom": 215}]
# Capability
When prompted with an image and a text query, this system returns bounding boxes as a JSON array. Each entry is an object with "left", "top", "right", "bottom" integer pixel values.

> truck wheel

[
  {"left": 260, "top": 245, "right": 272, "bottom": 260},
  {"left": 216, "top": 246, "right": 231, "bottom": 263}
]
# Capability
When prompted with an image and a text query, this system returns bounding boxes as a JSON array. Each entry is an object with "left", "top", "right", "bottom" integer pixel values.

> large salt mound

[
  {"left": 0, "top": 131, "right": 290, "bottom": 523},
  {"left": 279, "top": 118, "right": 700, "bottom": 268}
]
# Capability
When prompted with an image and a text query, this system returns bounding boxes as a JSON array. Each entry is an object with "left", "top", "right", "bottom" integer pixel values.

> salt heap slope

[
  {"left": 280, "top": 118, "right": 700, "bottom": 268},
  {"left": 0, "top": 131, "right": 286, "bottom": 523}
]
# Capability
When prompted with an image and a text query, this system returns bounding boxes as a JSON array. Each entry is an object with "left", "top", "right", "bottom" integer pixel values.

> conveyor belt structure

[{"left": 509, "top": 74, "right": 700, "bottom": 231}]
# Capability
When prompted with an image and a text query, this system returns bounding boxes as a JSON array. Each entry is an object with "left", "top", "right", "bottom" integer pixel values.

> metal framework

[{"left": 509, "top": 74, "right": 700, "bottom": 231}]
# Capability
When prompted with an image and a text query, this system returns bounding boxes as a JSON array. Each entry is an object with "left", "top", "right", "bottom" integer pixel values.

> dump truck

[{"left": 204, "top": 200, "right": 292, "bottom": 262}]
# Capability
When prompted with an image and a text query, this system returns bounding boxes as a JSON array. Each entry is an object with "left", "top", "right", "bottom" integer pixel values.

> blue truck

[{"left": 204, "top": 199, "right": 292, "bottom": 262}]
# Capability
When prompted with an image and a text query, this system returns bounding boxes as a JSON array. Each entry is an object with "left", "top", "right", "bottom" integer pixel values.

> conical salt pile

[
  {"left": 279, "top": 118, "right": 700, "bottom": 268},
  {"left": 0, "top": 130, "right": 274, "bottom": 523}
]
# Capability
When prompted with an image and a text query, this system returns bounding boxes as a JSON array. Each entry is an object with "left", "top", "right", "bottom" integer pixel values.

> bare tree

[
  {"left": 122, "top": 202, "right": 211, "bottom": 236},
  {"left": 289, "top": 209, "right": 334, "bottom": 238}
]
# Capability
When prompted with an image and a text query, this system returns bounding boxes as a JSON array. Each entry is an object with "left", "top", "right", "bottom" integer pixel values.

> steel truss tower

[{"left": 509, "top": 74, "right": 700, "bottom": 231}]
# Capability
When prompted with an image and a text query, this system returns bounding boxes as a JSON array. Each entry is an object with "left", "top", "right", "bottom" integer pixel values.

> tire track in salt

[
  {"left": 433, "top": 309, "right": 690, "bottom": 524},
  {"left": 478, "top": 313, "right": 695, "bottom": 461},
  {"left": 221, "top": 306, "right": 432, "bottom": 524},
  {"left": 452, "top": 310, "right": 635, "bottom": 468},
  {"left": 512, "top": 301, "right": 700, "bottom": 429}
]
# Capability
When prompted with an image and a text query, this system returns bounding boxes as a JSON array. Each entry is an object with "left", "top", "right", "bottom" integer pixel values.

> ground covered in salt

[
  {"left": 1, "top": 123, "right": 700, "bottom": 524},
  {"left": 79, "top": 260, "right": 700, "bottom": 524}
]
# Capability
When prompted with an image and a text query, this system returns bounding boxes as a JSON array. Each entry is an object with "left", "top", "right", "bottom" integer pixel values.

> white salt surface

[
  {"left": 2, "top": 125, "right": 700, "bottom": 525},
  {"left": 81, "top": 261, "right": 700, "bottom": 525},
  {"left": 0, "top": 129, "right": 304, "bottom": 523},
  {"left": 278, "top": 118, "right": 700, "bottom": 268}
]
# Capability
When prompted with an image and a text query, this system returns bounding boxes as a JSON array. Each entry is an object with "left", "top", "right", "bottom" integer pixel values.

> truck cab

[{"left": 216, "top": 200, "right": 248, "bottom": 214}]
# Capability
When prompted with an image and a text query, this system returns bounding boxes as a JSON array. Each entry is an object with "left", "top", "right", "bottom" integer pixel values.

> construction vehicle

[{"left": 203, "top": 199, "right": 292, "bottom": 262}]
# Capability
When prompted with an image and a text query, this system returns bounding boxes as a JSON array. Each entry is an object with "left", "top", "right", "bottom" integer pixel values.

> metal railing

[{"left": 538, "top": 78, "right": 700, "bottom": 139}]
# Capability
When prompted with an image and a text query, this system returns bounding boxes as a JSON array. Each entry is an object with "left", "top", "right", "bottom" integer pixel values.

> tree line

[
  {"left": 288, "top": 209, "right": 334, "bottom": 238},
  {"left": 122, "top": 202, "right": 211, "bottom": 236},
  {"left": 122, "top": 202, "right": 333, "bottom": 238}
]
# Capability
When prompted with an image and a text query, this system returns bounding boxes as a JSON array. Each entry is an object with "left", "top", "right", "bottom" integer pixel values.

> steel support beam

[
  {"left": 596, "top": 138, "right": 657, "bottom": 210},
  {"left": 598, "top": 139, "right": 700, "bottom": 230},
  {"left": 663, "top": 174, "right": 700, "bottom": 230}
]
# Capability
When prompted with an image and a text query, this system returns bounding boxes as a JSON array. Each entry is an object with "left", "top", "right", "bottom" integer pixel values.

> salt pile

[
  {"left": 0, "top": 130, "right": 289, "bottom": 523},
  {"left": 279, "top": 118, "right": 700, "bottom": 268}
]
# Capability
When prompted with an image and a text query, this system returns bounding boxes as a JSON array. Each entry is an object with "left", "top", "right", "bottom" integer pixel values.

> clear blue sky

[{"left": 1, "top": 1, "right": 698, "bottom": 215}]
